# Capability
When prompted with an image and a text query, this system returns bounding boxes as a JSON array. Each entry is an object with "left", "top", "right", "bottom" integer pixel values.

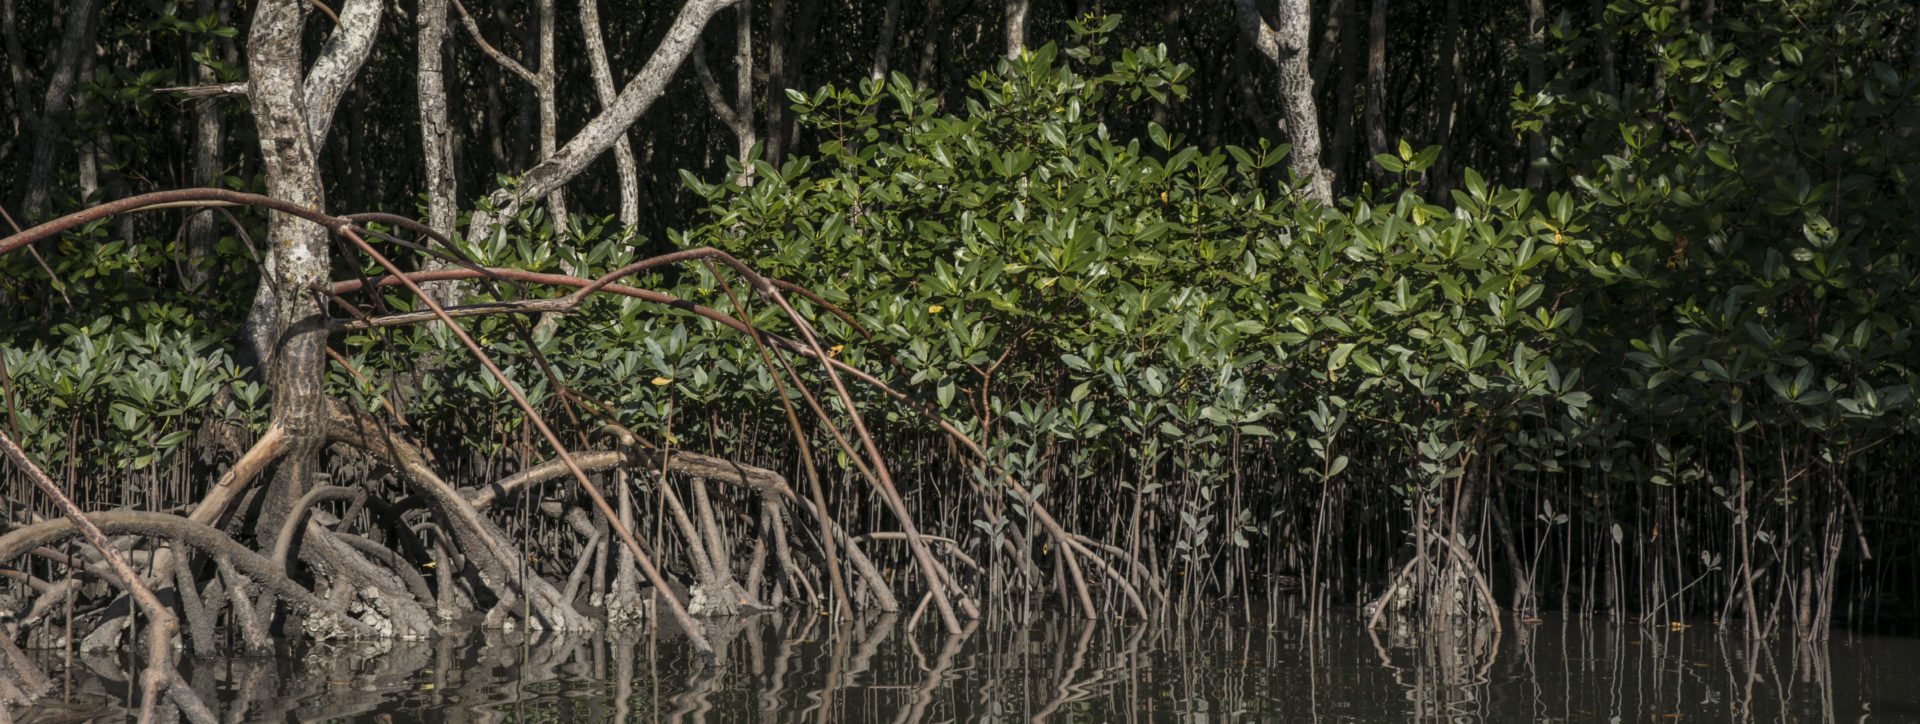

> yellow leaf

[
  {"left": 651, "top": 377, "right": 672, "bottom": 386},
  {"left": 828, "top": 345, "right": 843, "bottom": 357},
  {"left": 928, "top": 305, "right": 944, "bottom": 313}
]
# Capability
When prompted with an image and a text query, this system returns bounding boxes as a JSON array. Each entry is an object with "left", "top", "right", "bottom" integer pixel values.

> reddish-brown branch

[
  {"left": 0, "top": 188, "right": 350, "bottom": 258},
  {"left": 330, "top": 226, "right": 714, "bottom": 656}
]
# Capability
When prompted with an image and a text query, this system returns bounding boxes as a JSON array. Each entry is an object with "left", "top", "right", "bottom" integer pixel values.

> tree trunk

[
  {"left": 1329, "top": 0, "right": 1361, "bottom": 194},
  {"left": 913, "top": 0, "right": 947, "bottom": 91},
  {"left": 579, "top": 0, "right": 641, "bottom": 228},
  {"left": 765, "top": 0, "right": 789, "bottom": 165},
  {"left": 1427, "top": 0, "right": 1461, "bottom": 199},
  {"left": 1364, "top": 0, "right": 1388, "bottom": 186},
  {"left": 245, "top": 0, "right": 383, "bottom": 569},
  {"left": 245, "top": 0, "right": 336, "bottom": 557},
  {"left": 1523, "top": 0, "right": 1547, "bottom": 192},
  {"left": 301, "top": 0, "right": 384, "bottom": 148},
  {"left": 1004, "top": 0, "right": 1029, "bottom": 57},
  {"left": 1590, "top": 0, "right": 1618, "bottom": 95},
  {"left": 869, "top": 0, "right": 903, "bottom": 81},
  {"left": 1311, "top": 0, "right": 1348, "bottom": 89},
  {"left": 418, "top": 0, "right": 460, "bottom": 241},
  {"left": 694, "top": 33, "right": 757, "bottom": 186},
  {"left": 1232, "top": 0, "right": 1333, "bottom": 204},
  {"left": 733, "top": 0, "right": 756, "bottom": 175},
  {"left": 1, "top": 0, "right": 35, "bottom": 158},
  {"left": 536, "top": 0, "right": 566, "bottom": 228},
  {"left": 467, "top": 0, "right": 737, "bottom": 238},
  {"left": 19, "top": 0, "right": 98, "bottom": 219}
]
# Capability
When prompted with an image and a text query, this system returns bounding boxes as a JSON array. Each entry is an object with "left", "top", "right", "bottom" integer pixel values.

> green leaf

[{"left": 1463, "top": 167, "right": 1487, "bottom": 202}]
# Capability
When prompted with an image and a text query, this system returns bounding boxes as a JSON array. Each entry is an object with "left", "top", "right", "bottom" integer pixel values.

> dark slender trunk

[
  {"left": 1590, "top": 0, "right": 1617, "bottom": 95},
  {"left": 1523, "top": 0, "right": 1547, "bottom": 192},
  {"left": 913, "top": 0, "right": 947, "bottom": 91},
  {"left": 1364, "top": 0, "right": 1388, "bottom": 186},
  {"left": 19, "top": 0, "right": 99, "bottom": 218},
  {"left": 765, "top": 0, "right": 788, "bottom": 164},
  {"left": 1329, "top": 0, "right": 1361, "bottom": 194},
  {"left": 1427, "top": 0, "right": 1460, "bottom": 199}
]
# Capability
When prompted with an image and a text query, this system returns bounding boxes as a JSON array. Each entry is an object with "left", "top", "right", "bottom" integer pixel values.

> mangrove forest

[{"left": 0, "top": 0, "right": 1916, "bottom": 719}]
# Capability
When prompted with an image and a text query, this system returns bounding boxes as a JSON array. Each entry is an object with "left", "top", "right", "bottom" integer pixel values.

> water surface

[{"left": 17, "top": 610, "right": 1920, "bottom": 722}]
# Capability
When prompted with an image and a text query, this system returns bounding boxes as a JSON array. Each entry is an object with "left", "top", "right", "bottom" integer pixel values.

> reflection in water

[{"left": 13, "top": 610, "right": 1920, "bottom": 722}]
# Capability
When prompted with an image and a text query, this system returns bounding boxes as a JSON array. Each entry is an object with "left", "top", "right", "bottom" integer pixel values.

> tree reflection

[{"left": 11, "top": 612, "right": 1899, "bottom": 722}]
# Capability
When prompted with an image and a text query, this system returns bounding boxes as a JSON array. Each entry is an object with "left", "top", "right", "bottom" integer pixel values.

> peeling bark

[
  {"left": 1233, "top": 0, "right": 1333, "bottom": 204},
  {"left": 417, "top": 0, "right": 460, "bottom": 243},
  {"left": 301, "top": 0, "right": 384, "bottom": 147}
]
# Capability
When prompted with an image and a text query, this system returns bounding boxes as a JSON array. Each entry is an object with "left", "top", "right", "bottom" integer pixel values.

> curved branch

[
  {"left": 0, "top": 188, "right": 351, "bottom": 258},
  {"left": 272, "top": 485, "right": 364, "bottom": 569}
]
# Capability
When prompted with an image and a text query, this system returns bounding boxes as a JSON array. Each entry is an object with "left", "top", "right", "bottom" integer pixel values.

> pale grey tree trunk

[
  {"left": 734, "top": 0, "right": 757, "bottom": 175},
  {"left": 1233, "top": 0, "right": 1333, "bottom": 204},
  {"left": 418, "top": 0, "right": 459, "bottom": 241},
  {"left": 19, "top": 0, "right": 99, "bottom": 219},
  {"left": 187, "top": 0, "right": 232, "bottom": 290},
  {"left": 451, "top": 0, "right": 567, "bottom": 227},
  {"left": 245, "top": 0, "right": 337, "bottom": 556},
  {"left": 579, "top": 0, "right": 640, "bottom": 229},
  {"left": 301, "top": 0, "right": 382, "bottom": 145},
  {"left": 466, "top": 0, "right": 737, "bottom": 237},
  {"left": 869, "top": 0, "right": 903, "bottom": 81},
  {"left": 693, "top": 6, "right": 758, "bottom": 187},
  {"left": 246, "top": 0, "right": 384, "bottom": 368},
  {"left": 1004, "top": 0, "right": 1029, "bottom": 57},
  {"left": 537, "top": 0, "right": 567, "bottom": 228},
  {"left": 246, "top": 0, "right": 446, "bottom": 640}
]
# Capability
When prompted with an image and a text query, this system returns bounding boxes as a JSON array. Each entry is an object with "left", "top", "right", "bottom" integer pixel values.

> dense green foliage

[{"left": 3, "top": 1, "right": 1918, "bottom": 634}]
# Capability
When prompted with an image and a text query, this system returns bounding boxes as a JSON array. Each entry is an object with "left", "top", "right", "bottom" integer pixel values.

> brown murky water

[{"left": 13, "top": 610, "right": 1920, "bottom": 722}]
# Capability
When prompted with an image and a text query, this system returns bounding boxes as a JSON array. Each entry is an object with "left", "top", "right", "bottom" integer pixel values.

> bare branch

[
  {"left": 449, "top": 0, "right": 537, "bottom": 85},
  {"left": 155, "top": 82, "right": 250, "bottom": 98}
]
